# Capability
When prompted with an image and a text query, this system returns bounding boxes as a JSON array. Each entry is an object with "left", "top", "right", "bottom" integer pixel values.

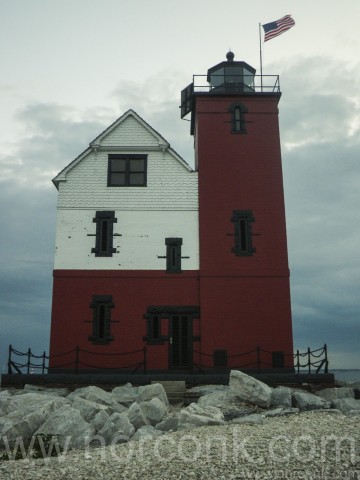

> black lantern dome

[{"left": 206, "top": 51, "right": 256, "bottom": 93}]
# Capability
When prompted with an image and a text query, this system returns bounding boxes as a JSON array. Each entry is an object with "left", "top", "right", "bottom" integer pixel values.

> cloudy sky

[{"left": 1, "top": 0, "right": 359, "bottom": 372}]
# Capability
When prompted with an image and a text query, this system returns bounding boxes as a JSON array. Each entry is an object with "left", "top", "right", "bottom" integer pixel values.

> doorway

[{"left": 169, "top": 315, "right": 192, "bottom": 369}]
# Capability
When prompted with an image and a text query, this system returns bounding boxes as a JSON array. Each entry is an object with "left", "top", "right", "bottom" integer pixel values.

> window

[
  {"left": 108, "top": 154, "right": 147, "bottom": 186},
  {"left": 92, "top": 211, "right": 117, "bottom": 257},
  {"left": 144, "top": 314, "right": 162, "bottom": 343},
  {"left": 165, "top": 238, "right": 182, "bottom": 273},
  {"left": 89, "top": 295, "right": 114, "bottom": 344},
  {"left": 231, "top": 210, "right": 255, "bottom": 256},
  {"left": 229, "top": 103, "right": 247, "bottom": 133}
]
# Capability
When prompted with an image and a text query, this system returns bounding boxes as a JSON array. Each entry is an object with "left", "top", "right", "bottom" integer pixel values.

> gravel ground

[{"left": 1, "top": 412, "right": 359, "bottom": 480}]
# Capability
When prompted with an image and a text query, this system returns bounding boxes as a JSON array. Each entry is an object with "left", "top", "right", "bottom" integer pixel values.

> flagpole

[{"left": 259, "top": 23, "right": 263, "bottom": 92}]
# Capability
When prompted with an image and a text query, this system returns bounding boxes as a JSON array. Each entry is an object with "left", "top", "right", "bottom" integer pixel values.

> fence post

[
  {"left": 296, "top": 349, "right": 300, "bottom": 374},
  {"left": 42, "top": 351, "right": 46, "bottom": 374},
  {"left": 75, "top": 346, "right": 80, "bottom": 375},
  {"left": 256, "top": 346, "right": 261, "bottom": 373},
  {"left": 143, "top": 346, "right": 147, "bottom": 374},
  {"left": 324, "top": 344, "right": 328, "bottom": 373},
  {"left": 7, "top": 345, "right": 12, "bottom": 374},
  {"left": 307, "top": 347, "right": 311, "bottom": 374},
  {"left": 27, "top": 348, "right": 32, "bottom": 374}
]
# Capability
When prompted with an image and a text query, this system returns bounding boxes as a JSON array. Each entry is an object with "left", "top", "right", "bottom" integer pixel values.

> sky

[{"left": 1, "top": 0, "right": 359, "bottom": 372}]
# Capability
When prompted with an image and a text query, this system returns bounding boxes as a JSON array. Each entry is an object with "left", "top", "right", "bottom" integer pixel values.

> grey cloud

[
  {"left": 278, "top": 58, "right": 360, "bottom": 367},
  {"left": 279, "top": 56, "right": 360, "bottom": 146},
  {"left": 1, "top": 103, "right": 113, "bottom": 185}
]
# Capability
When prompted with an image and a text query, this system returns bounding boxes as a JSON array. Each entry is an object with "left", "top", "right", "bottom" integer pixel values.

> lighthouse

[{"left": 49, "top": 52, "right": 293, "bottom": 373}]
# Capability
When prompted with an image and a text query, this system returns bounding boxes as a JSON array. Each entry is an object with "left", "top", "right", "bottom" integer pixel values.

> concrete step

[{"left": 152, "top": 380, "right": 186, "bottom": 404}]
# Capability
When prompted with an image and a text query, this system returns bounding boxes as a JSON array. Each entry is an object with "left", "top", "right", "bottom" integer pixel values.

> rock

[
  {"left": 97, "top": 412, "right": 135, "bottom": 445},
  {"left": 232, "top": 414, "right": 264, "bottom": 425},
  {"left": 90, "top": 409, "right": 110, "bottom": 433},
  {"left": 229, "top": 370, "right": 272, "bottom": 408},
  {"left": 67, "top": 386, "right": 112, "bottom": 405},
  {"left": 348, "top": 410, "right": 360, "bottom": 417},
  {"left": 138, "top": 384, "right": 169, "bottom": 407},
  {"left": 35, "top": 405, "right": 94, "bottom": 449},
  {"left": 187, "top": 385, "right": 230, "bottom": 396},
  {"left": 0, "top": 400, "right": 65, "bottom": 449},
  {"left": 315, "top": 387, "right": 355, "bottom": 401},
  {"left": 332, "top": 398, "right": 360, "bottom": 414},
  {"left": 67, "top": 386, "right": 127, "bottom": 415},
  {"left": 197, "top": 390, "right": 238, "bottom": 409},
  {"left": 263, "top": 407, "right": 299, "bottom": 417},
  {"left": 111, "top": 383, "right": 139, "bottom": 407},
  {"left": 221, "top": 406, "right": 256, "bottom": 422},
  {"left": 1, "top": 392, "right": 69, "bottom": 416},
  {"left": 0, "top": 417, "right": 33, "bottom": 449},
  {"left": 127, "top": 402, "right": 149, "bottom": 430},
  {"left": 21, "top": 385, "right": 70, "bottom": 397},
  {"left": 178, "top": 403, "right": 225, "bottom": 430},
  {"left": 71, "top": 397, "right": 110, "bottom": 422},
  {"left": 292, "top": 391, "right": 331, "bottom": 411},
  {"left": 131, "top": 425, "right": 163, "bottom": 441},
  {"left": 270, "top": 386, "right": 292, "bottom": 408},
  {"left": 350, "top": 381, "right": 360, "bottom": 389},
  {"left": 140, "top": 398, "right": 168, "bottom": 426},
  {"left": 155, "top": 414, "right": 179, "bottom": 432}
]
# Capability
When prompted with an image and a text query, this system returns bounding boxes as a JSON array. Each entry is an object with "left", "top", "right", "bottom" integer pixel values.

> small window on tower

[
  {"left": 231, "top": 210, "right": 256, "bottom": 256},
  {"left": 108, "top": 154, "right": 147, "bottom": 187},
  {"left": 92, "top": 211, "right": 117, "bottom": 257},
  {"left": 229, "top": 103, "right": 247, "bottom": 133},
  {"left": 165, "top": 238, "right": 182, "bottom": 273},
  {"left": 89, "top": 295, "right": 114, "bottom": 344}
]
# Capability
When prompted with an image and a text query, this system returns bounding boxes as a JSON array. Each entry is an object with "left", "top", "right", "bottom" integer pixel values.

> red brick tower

[{"left": 182, "top": 52, "right": 293, "bottom": 369}]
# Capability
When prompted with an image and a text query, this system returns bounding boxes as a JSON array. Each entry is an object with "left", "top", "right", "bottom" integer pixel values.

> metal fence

[{"left": 6, "top": 344, "right": 328, "bottom": 375}]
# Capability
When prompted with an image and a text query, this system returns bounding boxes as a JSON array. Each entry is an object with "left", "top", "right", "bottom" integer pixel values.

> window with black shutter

[
  {"left": 231, "top": 210, "right": 256, "bottom": 256},
  {"left": 92, "top": 211, "right": 117, "bottom": 257},
  {"left": 89, "top": 295, "right": 114, "bottom": 344},
  {"left": 229, "top": 103, "right": 247, "bottom": 133},
  {"left": 165, "top": 238, "right": 182, "bottom": 273}
]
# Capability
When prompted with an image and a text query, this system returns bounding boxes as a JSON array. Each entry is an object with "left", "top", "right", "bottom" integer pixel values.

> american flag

[{"left": 262, "top": 15, "right": 295, "bottom": 42}]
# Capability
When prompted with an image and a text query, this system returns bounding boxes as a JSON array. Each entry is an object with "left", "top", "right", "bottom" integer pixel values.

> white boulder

[
  {"left": 229, "top": 370, "right": 272, "bottom": 408},
  {"left": 178, "top": 403, "right": 225, "bottom": 430}
]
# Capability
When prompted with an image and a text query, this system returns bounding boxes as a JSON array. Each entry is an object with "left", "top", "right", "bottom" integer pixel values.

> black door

[{"left": 169, "top": 315, "right": 192, "bottom": 369}]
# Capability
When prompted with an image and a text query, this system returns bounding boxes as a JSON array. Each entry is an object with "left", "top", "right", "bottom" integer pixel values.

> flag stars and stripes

[{"left": 262, "top": 15, "right": 295, "bottom": 42}]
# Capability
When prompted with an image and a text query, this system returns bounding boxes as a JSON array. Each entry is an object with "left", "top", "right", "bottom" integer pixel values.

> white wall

[{"left": 54, "top": 209, "right": 199, "bottom": 270}]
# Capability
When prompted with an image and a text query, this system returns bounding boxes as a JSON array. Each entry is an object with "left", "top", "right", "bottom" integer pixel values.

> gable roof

[{"left": 52, "top": 109, "right": 193, "bottom": 189}]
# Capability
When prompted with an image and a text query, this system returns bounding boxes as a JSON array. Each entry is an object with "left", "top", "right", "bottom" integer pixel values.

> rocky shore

[{"left": 1, "top": 371, "right": 359, "bottom": 479}]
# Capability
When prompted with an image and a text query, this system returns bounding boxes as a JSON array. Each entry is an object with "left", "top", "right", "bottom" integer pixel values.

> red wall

[
  {"left": 49, "top": 270, "right": 199, "bottom": 371},
  {"left": 195, "top": 93, "right": 293, "bottom": 366}
]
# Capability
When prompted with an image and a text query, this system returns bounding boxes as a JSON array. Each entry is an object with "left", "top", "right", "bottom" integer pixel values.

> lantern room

[{"left": 207, "top": 51, "right": 255, "bottom": 93}]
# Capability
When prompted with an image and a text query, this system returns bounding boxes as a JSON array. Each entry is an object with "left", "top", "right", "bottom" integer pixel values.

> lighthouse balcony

[{"left": 193, "top": 73, "right": 280, "bottom": 94}]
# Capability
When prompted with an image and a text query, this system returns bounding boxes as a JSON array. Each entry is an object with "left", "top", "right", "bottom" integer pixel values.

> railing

[
  {"left": 192, "top": 344, "right": 328, "bottom": 374},
  {"left": 294, "top": 345, "right": 329, "bottom": 374},
  {"left": 6, "top": 344, "right": 328, "bottom": 375},
  {"left": 7, "top": 345, "right": 147, "bottom": 375},
  {"left": 192, "top": 74, "right": 281, "bottom": 94}
]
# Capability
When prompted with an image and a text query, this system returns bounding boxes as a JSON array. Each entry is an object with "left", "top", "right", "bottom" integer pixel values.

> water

[{"left": 330, "top": 369, "right": 360, "bottom": 384}]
